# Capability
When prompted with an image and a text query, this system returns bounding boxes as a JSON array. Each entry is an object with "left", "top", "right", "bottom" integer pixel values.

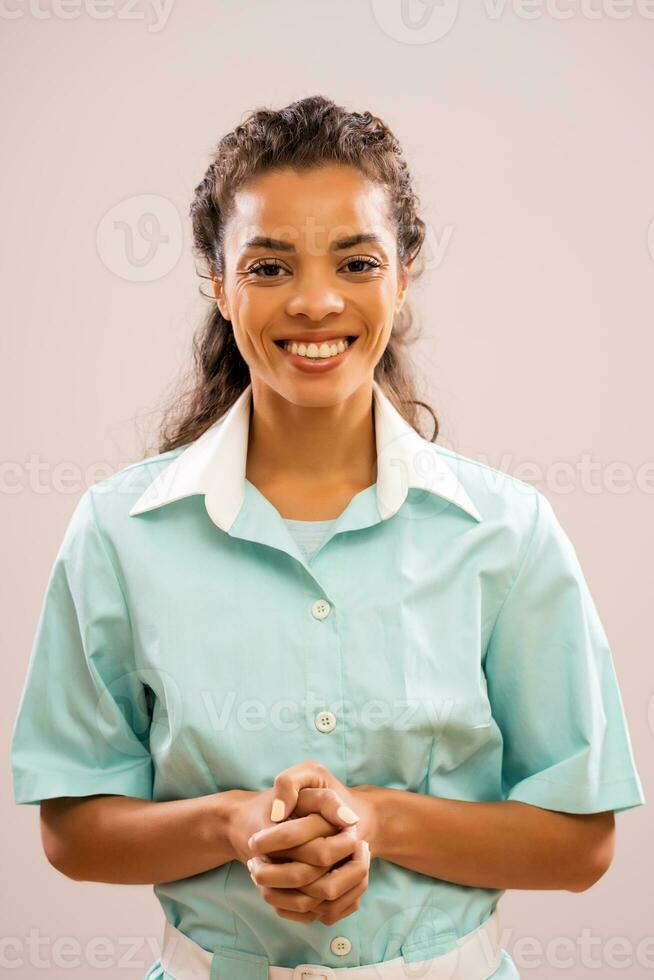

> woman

[{"left": 11, "top": 95, "right": 645, "bottom": 980}]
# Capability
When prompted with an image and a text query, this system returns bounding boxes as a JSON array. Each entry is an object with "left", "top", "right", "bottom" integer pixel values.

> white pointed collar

[{"left": 128, "top": 379, "right": 482, "bottom": 528}]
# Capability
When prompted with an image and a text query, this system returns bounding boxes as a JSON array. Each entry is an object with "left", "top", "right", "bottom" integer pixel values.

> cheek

[
  {"left": 364, "top": 288, "right": 396, "bottom": 346},
  {"left": 362, "top": 276, "right": 398, "bottom": 321},
  {"left": 231, "top": 290, "right": 275, "bottom": 355}
]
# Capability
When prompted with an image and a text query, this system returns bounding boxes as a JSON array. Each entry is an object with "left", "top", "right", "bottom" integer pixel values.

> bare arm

[
  {"left": 353, "top": 786, "right": 615, "bottom": 892},
  {"left": 38, "top": 783, "right": 350, "bottom": 886},
  {"left": 40, "top": 791, "right": 242, "bottom": 884}
]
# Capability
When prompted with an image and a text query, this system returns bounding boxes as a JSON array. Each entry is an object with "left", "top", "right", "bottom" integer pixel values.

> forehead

[{"left": 226, "top": 164, "right": 393, "bottom": 250}]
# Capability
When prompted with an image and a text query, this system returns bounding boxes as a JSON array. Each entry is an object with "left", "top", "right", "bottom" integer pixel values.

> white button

[
  {"left": 315, "top": 710, "right": 336, "bottom": 734},
  {"left": 311, "top": 598, "right": 331, "bottom": 620},
  {"left": 330, "top": 936, "right": 351, "bottom": 956}
]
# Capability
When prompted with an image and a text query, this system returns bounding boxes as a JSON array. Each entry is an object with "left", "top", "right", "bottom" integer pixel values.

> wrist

[
  {"left": 203, "top": 790, "right": 247, "bottom": 865},
  {"left": 351, "top": 784, "right": 392, "bottom": 862}
]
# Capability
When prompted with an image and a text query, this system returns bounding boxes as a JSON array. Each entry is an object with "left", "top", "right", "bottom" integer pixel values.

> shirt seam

[
  {"left": 485, "top": 488, "right": 541, "bottom": 652},
  {"left": 21, "top": 757, "right": 152, "bottom": 781},
  {"left": 434, "top": 443, "right": 540, "bottom": 497},
  {"left": 512, "top": 774, "right": 642, "bottom": 788},
  {"left": 87, "top": 487, "right": 139, "bottom": 677}
]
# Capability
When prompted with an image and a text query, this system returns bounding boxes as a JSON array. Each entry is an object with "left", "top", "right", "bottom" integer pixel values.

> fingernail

[
  {"left": 247, "top": 859, "right": 254, "bottom": 871},
  {"left": 362, "top": 840, "right": 370, "bottom": 864},
  {"left": 336, "top": 805, "right": 359, "bottom": 825},
  {"left": 270, "top": 798, "right": 286, "bottom": 822}
]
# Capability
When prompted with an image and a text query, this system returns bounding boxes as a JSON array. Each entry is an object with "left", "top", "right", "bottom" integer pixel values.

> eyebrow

[{"left": 241, "top": 232, "right": 385, "bottom": 254}]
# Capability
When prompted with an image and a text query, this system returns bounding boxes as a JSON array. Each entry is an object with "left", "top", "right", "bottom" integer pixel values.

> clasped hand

[{"left": 231, "top": 760, "right": 376, "bottom": 925}]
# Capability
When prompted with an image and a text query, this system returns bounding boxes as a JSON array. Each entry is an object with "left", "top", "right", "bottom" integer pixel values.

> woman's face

[{"left": 212, "top": 163, "right": 410, "bottom": 407}]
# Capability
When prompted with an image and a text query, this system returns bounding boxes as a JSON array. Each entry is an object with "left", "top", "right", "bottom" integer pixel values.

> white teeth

[{"left": 282, "top": 337, "right": 351, "bottom": 359}]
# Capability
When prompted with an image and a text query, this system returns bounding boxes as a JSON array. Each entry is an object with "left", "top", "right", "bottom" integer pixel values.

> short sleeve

[
  {"left": 11, "top": 488, "right": 154, "bottom": 805},
  {"left": 484, "top": 490, "right": 645, "bottom": 815}
]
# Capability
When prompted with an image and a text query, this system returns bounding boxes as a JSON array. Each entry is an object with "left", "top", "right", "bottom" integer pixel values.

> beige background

[{"left": 2, "top": 1, "right": 653, "bottom": 977}]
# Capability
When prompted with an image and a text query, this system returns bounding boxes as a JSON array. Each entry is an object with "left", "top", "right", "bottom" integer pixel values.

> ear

[
  {"left": 212, "top": 277, "right": 231, "bottom": 321},
  {"left": 395, "top": 259, "right": 412, "bottom": 312}
]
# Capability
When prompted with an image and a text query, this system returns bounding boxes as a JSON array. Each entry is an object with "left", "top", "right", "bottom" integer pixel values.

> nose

[{"left": 284, "top": 274, "right": 346, "bottom": 321}]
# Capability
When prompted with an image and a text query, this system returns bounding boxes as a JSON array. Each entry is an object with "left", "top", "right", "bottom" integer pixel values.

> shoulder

[
  {"left": 75, "top": 447, "right": 186, "bottom": 539},
  {"left": 436, "top": 442, "right": 540, "bottom": 518},
  {"left": 430, "top": 445, "right": 583, "bottom": 606},
  {"left": 431, "top": 442, "right": 547, "bottom": 552}
]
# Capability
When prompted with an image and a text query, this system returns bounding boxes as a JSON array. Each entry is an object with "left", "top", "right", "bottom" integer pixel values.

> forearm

[
  {"left": 354, "top": 786, "right": 605, "bottom": 891},
  {"left": 40, "top": 790, "right": 243, "bottom": 885}
]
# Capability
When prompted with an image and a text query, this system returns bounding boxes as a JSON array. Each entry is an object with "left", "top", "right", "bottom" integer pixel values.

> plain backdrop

[{"left": 2, "top": 1, "right": 653, "bottom": 977}]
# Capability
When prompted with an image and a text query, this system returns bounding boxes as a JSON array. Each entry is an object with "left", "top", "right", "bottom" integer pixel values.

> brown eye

[
  {"left": 249, "top": 260, "right": 286, "bottom": 278},
  {"left": 342, "top": 256, "right": 381, "bottom": 274}
]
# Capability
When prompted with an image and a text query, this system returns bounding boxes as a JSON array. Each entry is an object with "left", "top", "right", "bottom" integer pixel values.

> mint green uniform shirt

[{"left": 11, "top": 380, "right": 645, "bottom": 980}]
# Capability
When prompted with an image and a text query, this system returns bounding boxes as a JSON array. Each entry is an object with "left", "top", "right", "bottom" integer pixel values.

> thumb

[
  {"left": 268, "top": 761, "right": 334, "bottom": 822},
  {"left": 285, "top": 787, "right": 361, "bottom": 828}
]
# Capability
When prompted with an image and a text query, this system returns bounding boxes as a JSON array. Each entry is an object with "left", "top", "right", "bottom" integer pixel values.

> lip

[
  {"left": 274, "top": 332, "right": 357, "bottom": 345},
  {"left": 274, "top": 335, "right": 357, "bottom": 374}
]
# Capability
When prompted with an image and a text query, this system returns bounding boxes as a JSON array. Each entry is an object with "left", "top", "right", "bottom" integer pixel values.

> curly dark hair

[{"left": 155, "top": 94, "right": 439, "bottom": 454}]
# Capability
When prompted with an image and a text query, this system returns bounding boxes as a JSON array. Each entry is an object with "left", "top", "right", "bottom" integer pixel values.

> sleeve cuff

[
  {"left": 12, "top": 759, "right": 153, "bottom": 806},
  {"left": 506, "top": 773, "right": 646, "bottom": 815}
]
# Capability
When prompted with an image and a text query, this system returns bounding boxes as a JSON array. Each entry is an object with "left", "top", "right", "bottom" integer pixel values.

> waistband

[{"left": 160, "top": 908, "right": 503, "bottom": 980}]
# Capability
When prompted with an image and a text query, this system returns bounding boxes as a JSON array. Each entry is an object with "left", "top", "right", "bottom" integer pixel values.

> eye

[
  {"left": 248, "top": 260, "right": 288, "bottom": 278},
  {"left": 341, "top": 255, "right": 382, "bottom": 274},
  {"left": 247, "top": 255, "right": 382, "bottom": 278}
]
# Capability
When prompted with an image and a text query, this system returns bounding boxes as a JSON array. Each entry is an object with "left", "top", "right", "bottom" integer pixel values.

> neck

[{"left": 245, "top": 379, "right": 378, "bottom": 510}]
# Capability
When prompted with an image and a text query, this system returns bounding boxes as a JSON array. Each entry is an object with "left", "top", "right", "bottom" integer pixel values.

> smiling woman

[
  {"left": 11, "top": 95, "right": 645, "bottom": 980},
  {"left": 209, "top": 163, "right": 412, "bottom": 408}
]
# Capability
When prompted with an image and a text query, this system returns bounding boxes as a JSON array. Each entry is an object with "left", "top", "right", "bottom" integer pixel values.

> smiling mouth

[{"left": 274, "top": 336, "right": 358, "bottom": 360}]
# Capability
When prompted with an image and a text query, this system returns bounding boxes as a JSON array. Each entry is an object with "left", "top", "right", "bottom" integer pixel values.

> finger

[
  {"left": 259, "top": 884, "right": 323, "bottom": 914},
  {"left": 300, "top": 839, "right": 370, "bottom": 903},
  {"left": 277, "top": 825, "right": 359, "bottom": 868},
  {"left": 275, "top": 907, "right": 318, "bottom": 923},
  {"left": 314, "top": 843, "right": 371, "bottom": 923},
  {"left": 317, "top": 895, "right": 362, "bottom": 925},
  {"left": 268, "top": 760, "right": 335, "bottom": 822},
  {"left": 254, "top": 814, "right": 340, "bottom": 861},
  {"left": 249, "top": 812, "right": 339, "bottom": 855},
  {"left": 317, "top": 884, "right": 366, "bottom": 924},
  {"left": 290, "top": 787, "right": 360, "bottom": 829},
  {"left": 248, "top": 856, "right": 328, "bottom": 890}
]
